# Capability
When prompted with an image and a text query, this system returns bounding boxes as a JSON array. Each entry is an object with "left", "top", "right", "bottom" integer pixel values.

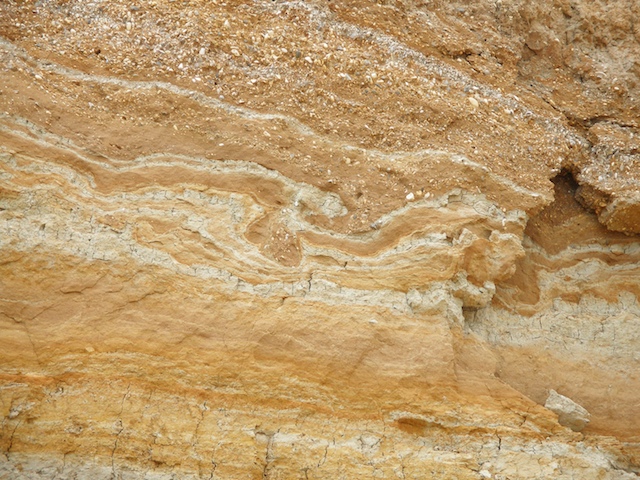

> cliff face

[{"left": 1, "top": 1, "right": 639, "bottom": 478}]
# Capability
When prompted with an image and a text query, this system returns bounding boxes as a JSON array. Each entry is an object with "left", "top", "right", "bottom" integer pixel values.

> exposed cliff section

[
  {"left": 1, "top": 0, "right": 639, "bottom": 478},
  {"left": 468, "top": 174, "right": 640, "bottom": 439}
]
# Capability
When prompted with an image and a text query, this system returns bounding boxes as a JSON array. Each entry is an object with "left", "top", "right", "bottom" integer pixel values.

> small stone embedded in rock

[
  {"left": 406, "top": 192, "right": 415, "bottom": 201},
  {"left": 545, "top": 390, "right": 591, "bottom": 432},
  {"left": 468, "top": 97, "right": 479, "bottom": 108}
]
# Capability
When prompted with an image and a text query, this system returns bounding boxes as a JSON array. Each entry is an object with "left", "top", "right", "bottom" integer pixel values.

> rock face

[{"left": 1, "top": 1, "right": 639, "bottom": 478}]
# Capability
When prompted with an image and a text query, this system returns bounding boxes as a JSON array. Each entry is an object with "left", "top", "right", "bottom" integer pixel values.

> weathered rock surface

[
  {"left": 1, "top": 0, "right": 639, "bottom": 478},
  {"left": 545, "top": 390, "right": 591, "bottom": 432}
]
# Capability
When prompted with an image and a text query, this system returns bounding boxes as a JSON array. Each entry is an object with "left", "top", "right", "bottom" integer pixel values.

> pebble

[
  {"left": 468, "top": 97, "right": 479, "bottom": 108},
  {"left": 199, "top": 47, "right": 206, "bottom": 55},
  {"left": 406, "top": 192, "right": 415, "bottom": 201},
  {"left": 126, "top": 21, "right": 132, "bottom": 31}
]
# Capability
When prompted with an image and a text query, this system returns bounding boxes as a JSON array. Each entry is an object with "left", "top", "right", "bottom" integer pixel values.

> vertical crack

[
  {"left": 208, "top": 440, "right": 224, "bottom": 480},
  {"left": 61, "top": 451, "right": 69, "bottom": 475},
  {"left": 207, "top": 459, "right": 217, "bottom": 480},
  {"left": 261, "top": 430, "right": 278, "bottom": 480},
  {"left": 5, "top": 420, "right": 22, "bottom": 460},
  {"left": 317, "top": 439, "right": 331, "bottom": 468},
  {"left": 111, "top": 384, "right": 130, "bottom": 479},
  {"left": 21, "top": 323, "right": 43, "bottom": 369},
  {"left": 193, "top": 401, "right": 207, "bottom": 447},
  {"left": 111, "top": 420, "right": 124, "bottom": 479}
]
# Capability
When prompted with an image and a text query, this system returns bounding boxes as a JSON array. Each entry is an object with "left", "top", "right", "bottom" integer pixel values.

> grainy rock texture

[
  {"left": 1, "top": 0, "right": 639, "bottom": 478},
  {"left": 545, "top": 390, "right": 591, "bottom": 433}
]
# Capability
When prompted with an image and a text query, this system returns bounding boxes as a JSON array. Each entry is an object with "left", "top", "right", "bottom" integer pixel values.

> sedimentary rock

[
  {"left": 1, "top": 0, "right": 639, "bottom": 478},
  {"left": 545, "top": 390, "right": 591, "bottom": 433}
]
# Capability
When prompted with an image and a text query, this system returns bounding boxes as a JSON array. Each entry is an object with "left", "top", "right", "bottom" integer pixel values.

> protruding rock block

[{"left": 545, "top": 390, "right": 591, "bottom": 432}]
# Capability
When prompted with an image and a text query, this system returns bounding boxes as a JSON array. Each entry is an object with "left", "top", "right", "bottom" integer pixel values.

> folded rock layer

[{"left": 1, "top": 0, "right": 639, "bottom": 478}]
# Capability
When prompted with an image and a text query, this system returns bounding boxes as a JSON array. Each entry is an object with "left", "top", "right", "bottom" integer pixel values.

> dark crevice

[
  {"left": 566, "top": 114, "right": 639, "bottom": 131},
  {"left": 551, "top": 168, "right": 611, "bottom": 217},
  {"left": 544, "top": 168, "right": 639, "bottom": 237}
]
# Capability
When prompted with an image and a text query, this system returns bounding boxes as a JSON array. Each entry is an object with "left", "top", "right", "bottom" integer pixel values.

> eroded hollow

[
  {"left": 525, "top": 170, "right": 636, "bottom": 255},
  {"left": 466, "top": 169, "right": 640, "bottom": 440}
]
